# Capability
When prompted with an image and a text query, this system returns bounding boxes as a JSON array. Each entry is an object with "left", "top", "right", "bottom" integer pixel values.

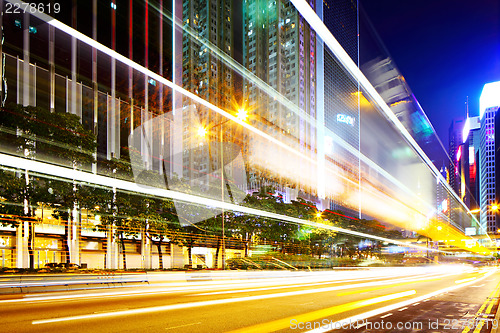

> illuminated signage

[
  {"left": 465, "top": 227, "right": 477, "bottom": 236},
  {"left": 337, "top": 114, "right": 355, "bottom": 126},
  {"left": 480, "top": 81, "right": 500, "bottom": 119},
  {"left": 456, "top": 146, "right": 462, "bottom": 162},
  {"left": 438, "top": 199, "right": 449, "bottom": 214},
  {"left": 462, "top": 118, "right": 470, "bottom": 143},
  {"left": 469, "top": 147, "right": 475, "bottom": 165},
  {"left": 462, "top": 117, "right": 480, "bottom": 143}
]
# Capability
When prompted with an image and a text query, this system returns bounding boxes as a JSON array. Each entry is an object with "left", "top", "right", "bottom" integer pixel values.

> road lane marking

[
  {"left": 28, "top": 269, "right": 495, "bottom": 327},
  {"left": 30, "top": 281, "right": 422, "bottom": 325},
  {"left": 456, "top": 277, "right": 477, "bottom": 284},
  {"left": 192, "top": 275, "right": 442, "bottom": 297},
  {"left": 165, "top": 322, "right": 201, "bottom": 330},
  {"left": 380, "top": 313, "right": 392, "bottom": 318},
  {"left": 356, "top": 322, "right": 368, "bottom": 328},
  {"left": 471, "top": 284, "right": 485, "bottom": 288},
  {"left": 5, "top": 272, "right": 440, "bottom": 304},
  {"left": 336, "top": 278, "right": 441, "bottom": 297},
  {"left": 462, "top": 274, "right": 500, "bottom": 333},
  {"left": 226, "top": 290, "right": 417, "bottom": 333},
  {"left": 412, "top": 302, "right": 420, "bottom": 306},
  {"left": 302, "top": 268, "right": 496, "bottom": 333},
  {"left": 398, "top": 307, "right": 408, "bottom": 311},
  {"left": 31, "top": 273, "right": 441, "bottom": 326}
]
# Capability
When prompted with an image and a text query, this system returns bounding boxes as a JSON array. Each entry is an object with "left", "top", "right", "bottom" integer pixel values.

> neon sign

[{"left": 337, "top": 114, "right": 355, "bottom": 126}]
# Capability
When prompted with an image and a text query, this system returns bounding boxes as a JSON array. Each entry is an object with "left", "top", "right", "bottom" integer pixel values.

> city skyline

[{"left": 361, "top": 0, "right": 500, "bottom": 147}]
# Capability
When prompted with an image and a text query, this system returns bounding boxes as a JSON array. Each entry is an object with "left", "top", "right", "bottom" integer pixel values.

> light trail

[
  {"left": 0, "top": 153, "right": 447, "bottom": 252},
  {"left": 227, "top": 290, "right": 417, "bottom": 333},
  {"left": 289, "top": 0, "right": 488, "bottom": 238},
  {"left": 4, "top": 268, "right": 441, "bottom": 304},
  {"left": 2, "top": 0, "right": 487, "bottom": 247},
  {"left": 30, "top": 269, "right": 465, "bottom": 325},
  {"left": 303, "top": 267, "right": 497, "bottom": 333},
  {"left": 191, "top": 275, "right": 446, "bottom": 297}
]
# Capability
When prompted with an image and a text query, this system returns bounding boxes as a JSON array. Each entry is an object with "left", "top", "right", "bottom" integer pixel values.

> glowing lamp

[
  {"left": 197, "top": 126, "right": 207, "bottom": 137},
  {"left": 480, "top": 81, "right": 500, "bottom": 119}
]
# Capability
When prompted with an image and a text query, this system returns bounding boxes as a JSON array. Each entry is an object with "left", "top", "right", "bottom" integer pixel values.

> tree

[
  {"left": 0, "top": 104, "right": 96, "bottom": 266},
  {"left": 0, "top": 169, "right": 52, "bottom": 268}
]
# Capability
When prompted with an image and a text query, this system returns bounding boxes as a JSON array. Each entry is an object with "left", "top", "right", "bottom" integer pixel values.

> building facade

[{"left": 479, "top": 81, "right": 500, "bottom": 233}]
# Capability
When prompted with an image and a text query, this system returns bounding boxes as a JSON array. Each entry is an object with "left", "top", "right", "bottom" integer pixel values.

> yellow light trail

[
  {"left": 337, "top": 278, "right": 441, "bottom": 297},
  {"left": 227, "top": 290, "right": 417, "bottom": 333}
]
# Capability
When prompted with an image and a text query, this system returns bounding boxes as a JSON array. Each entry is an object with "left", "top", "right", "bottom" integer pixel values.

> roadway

[{"left": 0, "top": 266, "right": 498, "bottom": 332}]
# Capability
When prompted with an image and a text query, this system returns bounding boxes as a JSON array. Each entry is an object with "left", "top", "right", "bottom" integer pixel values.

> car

[
  {"left": 44, "top": 263, "right": 59, "bottom": 269},
  {"left": 402, "top": 257, "right": 433, "bottom": 265},
  {"left": 56, "top": 263, "right": 80, "bottom": 269}
]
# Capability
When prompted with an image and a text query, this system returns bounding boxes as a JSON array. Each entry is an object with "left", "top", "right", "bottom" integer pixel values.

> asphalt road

[{"left": 0, "top": 266, "right": 498, "bottom": 333}]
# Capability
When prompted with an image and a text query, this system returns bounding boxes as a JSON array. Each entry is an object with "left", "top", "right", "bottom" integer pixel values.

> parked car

[
  {"left": 44, "top": 263, "right": 59, "bottom": 269},
  {"left": 57, "top": 263, "right": 80, "bottom": 269}
]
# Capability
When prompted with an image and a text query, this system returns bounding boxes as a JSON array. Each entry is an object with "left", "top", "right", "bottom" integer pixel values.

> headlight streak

[
  {"left": 9, "top": 269, "right": 447, "bottom": 305},
  {"left": 303, "top": 268, "right": 497, "bottom": 333},
  {"left": 227, "top": 290, "right": 418, "bottom": 333},
  {"left": 0, "top": 153, "right": 449, "bottom": 253},
  {"left": 190, "top": 274, "right": 446, "bottom": 297},
  {"left": 30, "top": 268, "right": 475, "bottom": 325},
  {"left": 1, "top": 268, "right": 421, "bottom": 303},
  {"left": 4, "top": 0, "right": 314, "bottom": 167},
  {"left": 455, "top": 277, "right": 477, "bottom": 284}
]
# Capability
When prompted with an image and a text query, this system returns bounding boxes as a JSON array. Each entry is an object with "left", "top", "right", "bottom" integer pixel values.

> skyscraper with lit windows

[
  {"left": 479, "top": 81, "right": 500, "bottom": 233},
  {"left": 242, "top": 0, "right": 317, "bottom": 192}
]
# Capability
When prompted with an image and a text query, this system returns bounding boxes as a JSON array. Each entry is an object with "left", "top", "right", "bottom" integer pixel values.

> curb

[{"left": 492, "top": 301, "right": 500, "bottom": 333}]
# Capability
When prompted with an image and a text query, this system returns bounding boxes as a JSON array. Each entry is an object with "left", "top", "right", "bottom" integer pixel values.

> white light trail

[
  {"left": 31, "top": 270, "right": 460, "bottom": 325},
  {"left": 0, "top": 153, "right": 445, "bottom": 252},
  {"left": 289, "top": 0, "right": 488, "bottom": 237},
  {"left": 3, "top": 0, "right": 485, "bottom": 241},
  {"left": 3, "top": 0, "right": 315, "bottom": 167},
  {"left": 304, "top": 268, "right": 497, "bottom": 333}
]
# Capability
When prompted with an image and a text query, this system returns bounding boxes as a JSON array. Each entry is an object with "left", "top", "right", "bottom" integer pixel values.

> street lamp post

[
  {"left": 198, "top": 110, "right": 247, "bottom": 270},
  {"left": 219, "top": 124, "right": 226, "bottom": 270}
]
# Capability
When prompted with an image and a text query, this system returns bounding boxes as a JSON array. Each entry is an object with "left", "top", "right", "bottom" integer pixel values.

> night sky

[{"left": 360, "top": 0, "right": 500, "bottom": 148}]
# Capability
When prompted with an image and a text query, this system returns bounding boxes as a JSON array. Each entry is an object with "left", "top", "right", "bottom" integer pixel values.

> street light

[
  {"left": 197, "top": 110, "right": 248, "bottom": 269},
  {"left": 237, "top": 109, "right": 248, "bottom": 122}
]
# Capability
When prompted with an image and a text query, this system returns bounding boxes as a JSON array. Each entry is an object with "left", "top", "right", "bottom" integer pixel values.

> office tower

[
  {"left": 243, "top": 0, "right": 317, "bottom": 192},
  {"left": 181, "top": 0, "right": 235, "bottom": 182},
  {"left": 323, "top": 0, "right": 358, "bottom": 64},
  {"left": 320, "top": 0, "right": 360, "bottom": 216},
  {"left": 479, "top": 81, "right": 500, "bottom": 233},
  {"left": 437, "top": 164, "right": 451, "bottom": 227},
  {"left": 448, "top": 117, "right": 465, "bottom": 196},
  {"left": 461, "top": 116, "right": 481, "bottom": 209},
  {"left": 182, "top": 0, "right": 234, "bottom": 108}
]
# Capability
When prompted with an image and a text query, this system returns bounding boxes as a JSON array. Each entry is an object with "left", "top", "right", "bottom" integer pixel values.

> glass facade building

[{"left": 0, "top": 0, "right": 490, "bottom": 269}]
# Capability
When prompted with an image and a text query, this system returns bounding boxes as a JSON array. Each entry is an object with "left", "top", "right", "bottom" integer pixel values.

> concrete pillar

[
  {"left": 171, "top": 244, "right": 184, "bottom": 269},
  {"left": 69, "top": 206, "right": 80, "bottom": 264},
  {"left": 141, "top": 229, "right": 151, "bottom": 269},
  {"left": 106, "top": 225, "right": 118, "bottom": 269}
]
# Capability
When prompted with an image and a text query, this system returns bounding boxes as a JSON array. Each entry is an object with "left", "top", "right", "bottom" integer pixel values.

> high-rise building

[
  {"left": 461, "top": 116, "right": 481, "bottom": 209},
  {"left": 242, "top": 0, "right": 317, "bottom": 191},
  {"left": 320, "top": 0, "right": 360, "bottom": 216},
  {"left": 181, "top": 0, "right": 235, "bottom": 183},
  {"left": 182, "top": 0, "right": 234, "bottom": 108},
  {"left": 479, "top": 81, "right": 500, "bottom": 233},
  {"left": 448, "top": 117, "right": 465, "bottom": 198}
]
